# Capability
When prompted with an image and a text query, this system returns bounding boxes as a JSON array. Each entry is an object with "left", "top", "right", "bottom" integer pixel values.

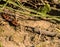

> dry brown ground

[{"left": 0, "top": 9, "right": 60, "bottom": 47}]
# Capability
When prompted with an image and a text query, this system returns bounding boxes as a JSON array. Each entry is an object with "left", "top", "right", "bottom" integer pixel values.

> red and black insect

[{"left": 2, "top": 13, "right": 19, "bottom": 26}]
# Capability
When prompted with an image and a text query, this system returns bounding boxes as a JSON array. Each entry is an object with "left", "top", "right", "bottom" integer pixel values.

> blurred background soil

[
  {"left": 0, "top": 10, "right": 60, "bottom": 47},
  {"left": 0, "top": 0, "right": 60, "bottom": 47}
]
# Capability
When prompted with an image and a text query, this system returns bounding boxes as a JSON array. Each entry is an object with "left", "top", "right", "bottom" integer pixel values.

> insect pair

[{"left": 2, "top": 13, "right": 19, "bottom": 26}]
